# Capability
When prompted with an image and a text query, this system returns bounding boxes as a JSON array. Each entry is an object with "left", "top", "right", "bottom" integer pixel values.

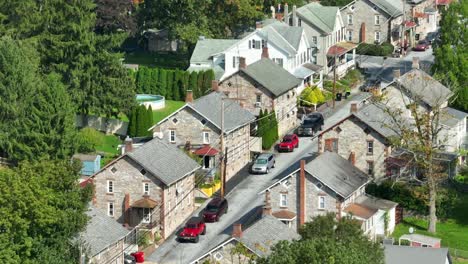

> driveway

[{"left": 147, "top": 95, "right": 367, "bottom": 264}]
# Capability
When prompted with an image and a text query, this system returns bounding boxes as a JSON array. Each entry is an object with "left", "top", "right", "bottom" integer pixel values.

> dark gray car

[{"left": 251, "top": 153, "right": 276, "bottom": 174}]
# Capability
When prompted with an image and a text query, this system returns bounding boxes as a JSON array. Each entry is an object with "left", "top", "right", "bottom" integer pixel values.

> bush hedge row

[{"left": 356, "top": 42, "right": 394, "bottom": 56}]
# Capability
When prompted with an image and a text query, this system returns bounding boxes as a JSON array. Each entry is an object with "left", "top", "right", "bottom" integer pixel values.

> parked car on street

[
  {"left": 250, "top": 153, "right": 276, "bottom": 174},
  {"left": 177, "top": 217, "right": 206, "bottom": 243},
  {"left": 124, "top": 253, "right": 136, "bottom": 264},
  {"left": 297, "top": 113, "right": 324, "bottom": 136},
  {"left": 277, "top": 134, "right": 299, "bottom": 152},
  {"left": 202, "top": 198, "right": 228, "bottom": 222},
  {"left": 413, "top": 40, "right": 430, "bottom": 51}
]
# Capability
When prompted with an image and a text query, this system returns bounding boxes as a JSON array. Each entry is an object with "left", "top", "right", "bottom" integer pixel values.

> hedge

[
  {"left": 128, "top": 105, "right": 154, "bottom": 137},
  {"left": 258, "top": 109, "right": 279, "bottom": 150},
  {"left": 356, "top": 42, "right": 394, "bottom": 56}
]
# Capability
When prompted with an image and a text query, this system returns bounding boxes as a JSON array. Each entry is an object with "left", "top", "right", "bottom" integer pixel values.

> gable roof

[
  {"left": 239, "top": 215, "right": 300, "bottom": 258},
  {"left": 264, "top": 20, "right": 304, "bottom": 50},
  {"left": 241, "top": 58, "right": 302, "bottom": 97},
  {"left": 127, "top": 138, "right": 200, "bottom": 186},
  {"left": 393, "top": 69, "right": 453, "bottom": 108},
  {"left": 368, "top": 0, "right": 403, "bottom": 17},
  {"left": 354, "top": 103, "right": 401, "bottom": 138},
  {"left": 190, "top": 39, "right": 239, "bottom": 64},
  {"left": 304, "top": 152, "right": 369, "bottom": 198},
  {"left": 297, "top": 3, "right": 339, "bottom": 34},
  {"left": 81, "top": 206, "right": 130, "bottom": 257},
  {"left": 440, "top": 107, "right": 467, "bottom": 127},
  {"left": 384, "top": 245, "right": 450, "bottom": 264}
]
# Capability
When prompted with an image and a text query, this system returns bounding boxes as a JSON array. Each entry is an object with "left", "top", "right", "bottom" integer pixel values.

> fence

[
  {"left": 76, "top": 114, "right": 128, "bottom": 136},
  {"left": 450, "top": 248, "right": 468, "bottom": 260}
]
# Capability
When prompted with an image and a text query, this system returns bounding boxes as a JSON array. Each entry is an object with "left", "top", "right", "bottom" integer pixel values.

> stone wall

[
  {"left": 76, "top": 114, "right": 128, "bottom": 136},
  {"left": 318, "top": 117, "right": 389, "bottom": 180}
]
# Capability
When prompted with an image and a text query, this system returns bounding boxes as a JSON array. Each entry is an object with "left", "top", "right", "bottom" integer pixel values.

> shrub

[
  {"left": 137, "top": 231, "right": 151, "bottom": 248},
  {"left": 76, "top": 128, "right": 104, "bottom": 153},
  {"left": 356, "top": 42, "right": 394, "bottom": 56}
]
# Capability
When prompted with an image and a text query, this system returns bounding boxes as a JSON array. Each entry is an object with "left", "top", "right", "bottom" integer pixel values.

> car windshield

[
  {"left": 303, "top": 119, "right": 315, "bottom": 125},
  {"left": 186, "top": 223, "right": 197, "bottom": 229},
  {"left": 283, "top": 137, "right": 292, "bottom": 142},
  {"left": 206, "top": 205, "right": 219, "bottom": 212},
  {"left": 255, "top": 159, "right": 268, "bottom": 164}
]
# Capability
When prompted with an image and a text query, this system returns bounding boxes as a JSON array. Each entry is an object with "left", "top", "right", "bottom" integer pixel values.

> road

[{"left": 147, "top": 92, "right": 369, "bottom": 264}]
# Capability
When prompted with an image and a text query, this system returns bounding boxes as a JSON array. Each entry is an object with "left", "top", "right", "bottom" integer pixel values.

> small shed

[
  {"left": 399, "top": 234, "right": 441, "bottom": 248},
  {"left": 73, "top": 154, "right": 101, "bottom": 176}
]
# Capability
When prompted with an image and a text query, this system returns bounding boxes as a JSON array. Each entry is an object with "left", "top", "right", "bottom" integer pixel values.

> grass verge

[{"left": 152, "top": 100, "right": 185, "bottom": 124}]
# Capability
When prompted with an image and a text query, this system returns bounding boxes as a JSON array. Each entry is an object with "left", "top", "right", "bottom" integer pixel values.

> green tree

[
  {"left": 189, "top": 71, "right": 199, "bottom": 98},
  {"left": 76, "top": 128, "right": 104, "bottom": 153},
  {"left": 173, "top": 70, "right": 182, "bottom": 101},
  {"left": 95, "top": 0, "right": 136, "bottom": 35},
  {"left": 159, "top": 69, "right": 167, "bottom": 97},
  {"left": 146, "top": 105, "right": 154, "bottom": 136},
  {"left": 150, "top": 68, "right": 160, "bottom": 94},
  {"left": 258, "top": 214, "right": 385, "bottom": 264},
  {"left": 136, "top": 105, "right": 147, "bottom": 136},
  {"left": 0, "top": 160, "right": 92, "bottom": 263},
  {"left": 197, "top": 70, "right": 205, "bottom": 96},
  {"left": 128, "top": 107, "right": 138, "bottom": 137},
  {"left": 203, "top": 69, "right": 215, "bottom": 93},
  {"left": 166, "top": 70, "right": 174, "bottom": 100}
]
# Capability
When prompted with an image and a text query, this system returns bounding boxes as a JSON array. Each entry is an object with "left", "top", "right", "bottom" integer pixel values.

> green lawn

[
  {"left": 124, "top": 50, "right": 189, "bottom": 69},
  {"left": 152, "top": 100, "right": 185, "bottom": 124},
  {"left": 95, "top": 133, "right": 122, "bottom": 167}
]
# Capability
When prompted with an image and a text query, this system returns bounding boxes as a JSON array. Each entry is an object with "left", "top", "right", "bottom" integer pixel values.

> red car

[
  {"left": 413, "top": 40, "right": 430, "bottom": 51},
  {"left": 277, "top": 134, "right": 299, "bottom": 152},
  {"left": 177, "top": 217, "right": 206, "bottom": 243}
]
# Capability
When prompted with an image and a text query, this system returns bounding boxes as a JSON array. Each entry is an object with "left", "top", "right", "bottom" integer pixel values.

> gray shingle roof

[
  {"left": 440, "top": 107, "right": 467, "bottom": 127},
  {"left": 190, "top": 39, "right": 239, "bottom": 64},
  {"left": 384, "top": 245, "right": 449, "bottom": 264},
  {"left": 191, "top": 92, "right": 255, "bottom": 133},
  {"left": 240, "top": 215, "right": 300, "bottom": 257},
  {"left": 241, "top": 58, "right": 302, "bottom": 97},
  {"left": 267, "top": 21, "right": 303, "bottom": 50},
  {"left": 369, "top": 0, "right": 404, "bottom": 17},
  {"left": 354, "top": 103, "right": 401, "bottom": 138},
  {"left": 297, "top": 3, "right": 339, "bottom": 33},
  {"left": 305, "top": 152, "right": 369, "bottom": 198},
  {"left": 128, "top": 138, "right": 200, "bottom": 186},
  {"left": 396, "top": 69, "right": 453, "bottom": 108},
  {"left": 355, "top": 194, "right": 398, "bottom": 210},
  {"left": 81, "top": 206, "right": 130, "bottom": 256}
]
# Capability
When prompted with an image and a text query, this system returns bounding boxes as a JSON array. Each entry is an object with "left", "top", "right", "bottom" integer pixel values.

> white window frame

[
  {"left": 108, "top": 202, "right": 114, "bottom": 217},
  {"left": 375, "top": 15, "right": 380, "bottom": 25},
  {"left": 169, "top": 130, "right": 176, "bottom": 143},
  {"left": 142, "top": 208, "right": 151, "bottom": 223},
  {"left": 280, "top": 194, "right": 287, "bottom": 207},
  {"left": 232, "top": 56, "right": 239, "bottom": 68},
  {"left": 256, "top": 94, "right": 262, "bottom": 103},
  {"left": 347, "top": 14, "right": 353, "bottom": 25},
  {"left": 107, "top": 180, "right": 114, "bottom": 193},
  {"left": 203, "top": 132, "right": 210, "bottom": 144},
  {"left": 318, "top": 196, "right": 326, "bottom": 209},
  {"left": 312, "top": 36, "right": 317, "bottom": 45},
  {"left": 347, "top": 30, "right": 353, "bottom": 41},
  {"left": 375, "top": 31, "right": 381, "bottom": 42},
  {"left": 367, "top": 141, "right": 374, "bottom": 154},
  {"left": 143, "top": 182, "right": 150, "bottom": 195}
]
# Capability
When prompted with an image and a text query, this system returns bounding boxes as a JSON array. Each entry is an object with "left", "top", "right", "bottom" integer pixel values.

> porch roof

[
  {"left": 327, "top": 42, "right": 357, "bottom": 57},
  {"left": 193, "top": 145, "right": 219, "bottom": 156},
  {"left": 343, "top": 203, "right": 378, "bottom": 219},
  {"left": 272, "top": 210, "right": 297, "bottom": 220},
  {"left": 293, "top": 65, "right": 315, "bottom": 79},
  {"left": 131, "top": 197, "right": 158, "bottom": 208},
  {"left": 404, "top": 21, "right": 417, "bottom": 28}
]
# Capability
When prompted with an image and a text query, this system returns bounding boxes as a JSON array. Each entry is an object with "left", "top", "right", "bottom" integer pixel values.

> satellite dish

[{"left": 409, "top": 227, "right": 414, "bottom": 234}]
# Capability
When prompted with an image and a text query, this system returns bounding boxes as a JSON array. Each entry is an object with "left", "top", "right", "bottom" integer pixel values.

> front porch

[
  {"left": 327, "top": 42, "right": 358, "bottom": 78},
  {"left": 293, "top": 63, "right": 324, "bottom": 94},
  {"left": 193, "top": 145, "right": 219, "bottom": 169}
]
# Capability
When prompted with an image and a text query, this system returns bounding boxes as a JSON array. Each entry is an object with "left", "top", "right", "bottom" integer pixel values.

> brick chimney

[
  {"left": 284, "top": 3, "right": 289, "bottom": 25},
  {"left": 232, "top": 223, "right": 243, "bottom": 238},
  {"left": 124, "top": 193, "right": 130, "bottom": 225},
  {"left": 239, "top": 57, "right": 246, "bottom": 69},
  {"left": 317, "top": 135, "right": 323, "bottom": 154},
  {"left": 299, "top": 160, "right": 306, "bottom": 230},
  {"left": 360, "top": 23, "right": 366, "bottom": 43},
  {"left": 124, "top": 136, "right": 133, "bottom": 153},
  {"left": 211, "top": 80, "right": 219, "bottom": 91},
  {"left": 412, "top": 57, "right": 420, "bottom": 69},
  {"left": 185, "top": 90, "right": 193, "bottom": 103},
  {"left": 292, "top": 5, "right": 298, "bottom": 26},
  {"left": 349, "top": 151, "right": 356, "bottom": 166},
  {"left": 263, "top": 190, "right": 272, "bottom": 216},
  {"left": 255, "top": 21, "right": 262, "bottom": 29},
  {"left": 393, "top": 69, "right": 401, "bottom": 81},
  {"left": 261, "top": 45, "right": 269, "bottom": 59},
  {"left": 350, "top": 103, "right": 358, "bottom": 113}
]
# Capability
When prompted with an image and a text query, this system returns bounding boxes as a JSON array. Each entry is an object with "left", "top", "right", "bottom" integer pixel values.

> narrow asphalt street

[{"left": 147, "top": 92, "right": 370, "bottom": 264}]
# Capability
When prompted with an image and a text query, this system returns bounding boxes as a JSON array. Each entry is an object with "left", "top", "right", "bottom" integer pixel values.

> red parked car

[
  {"left": 177, "top": 217, "right": 206, "bottom": 243},
  {"left": 413, "top": 40, "right": 430, "bottom": 51},
  {"left": 277, "top": 134, "right": 299, "bottom": 152},
  {"left": 203, "top": 198, "right": 228, "bottom": 222}
]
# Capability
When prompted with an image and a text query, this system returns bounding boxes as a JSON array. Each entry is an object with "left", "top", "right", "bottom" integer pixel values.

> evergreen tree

[
  {"left": 173, "top": 70, "right": 181, "bottom": 101},
  {"left": 136, "top": 105, "right": 147, "bottom": 137},
  {"left": 182, "top": 71, "right": 190, "bottom": 99},
  {"left": 166, "top": 70, "right": 174, "bottom": 100},
  {"left": 203, "top": 69, "right": 215, "bottom": 93},
  {"left": 159, "top": 69, "right": 167, "bottom": 97},
  {"left": 150, "top": 68, "right": 159, "bottom": 94},
  {"left": 146, "top": 105, "right": 154, "bottom": 136},
  {"left": 197, "top": 70, "right": 205, "bottom": 95},
  {"left": 189, "top": 71, "right": 199, "bottom": 98},
  {"left": 128, "top": 107, "right": 138, "bottom": 137}
]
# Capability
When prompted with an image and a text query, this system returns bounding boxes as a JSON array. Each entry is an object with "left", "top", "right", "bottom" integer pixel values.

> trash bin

[
  {"left": 131, "top": 252, "right": 144, "bottom": 263},
  {"left": 336, "top": 93, "right": 342, "bottom": 101}
]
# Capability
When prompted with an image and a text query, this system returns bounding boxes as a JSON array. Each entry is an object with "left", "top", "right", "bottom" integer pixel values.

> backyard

[
  {"left": 124, "top": 50, "right": 189, "bottom": 69},
  {"left": 152, "top": 100, "right": 185, "bottom": 124}
]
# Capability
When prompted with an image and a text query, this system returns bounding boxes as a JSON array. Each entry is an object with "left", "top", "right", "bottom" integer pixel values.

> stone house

[
  {"left": 261, "top": 152, "right": 398, "bottom": 239},
  {"left": 340, "top": 0, "right": 404, "bottom": 46},
  {"left": 191, "top": 214, "right": 300, "bottom": 264},
  {"left": 92, "top": 138, "right": 200, "bottom": 239},
  {"left": 218, "top": 58, "right": 302, "bottom": 137},
  {"left": 187, "top": 19, "right": 323, "bottom": 89},
  {"left": 295, "top": 2, "right": 358, "bottom": 77},
  {"left": 405, "top": 0, "right": 438, "bottom": 41},
  {"left": 150, "top": 92, "right": 256, "bottom": 180}
]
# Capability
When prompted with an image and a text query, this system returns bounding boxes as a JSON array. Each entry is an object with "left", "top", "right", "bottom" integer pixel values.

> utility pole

[
  {"left": 332, "top": 54, "right": 337, "bottom": 109},
  {"left": 220, "top": 100, "right": 225, "bottom": 199}
]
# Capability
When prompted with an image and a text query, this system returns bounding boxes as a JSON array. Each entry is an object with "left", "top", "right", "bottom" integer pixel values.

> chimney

[
  {"left": 299, "top": 160, "right": 306, "bottom": 230},
  {"left": 239, "top": 57, "right": 246, "bottom": 69},
  {"left": 360, "top": 23, "right": 366, "bottom": 43},
  {"left": 261, "top": 45, "right": 269, "bottom": 59},
  {"left": 124, "top": 193, "right": 130, "bottom": 225},
  {"left": 262, "top": 190, "right": 272, "bottom": 216},
  {"left": 412, "top": 57, "right": 420, "bottom": 69},
  {"left": 284, "top": 3, "right": 289, "bottom": 25},
  {"left": 232, "top": 223, "right": 243, "bottom": 238},
  {"left": 270, "top": 5, "right": 276, "bottom": 19},
  {"left": 185, "top": 90, "right": 193, "bottom": 103},
  {"left": 317, "top": 135, "right": 323, "bottom": 154},
  {"left": 255, "top": 21, "right": 262, "bottom": 29},
  {"left": 124, "top": 136, "right": 133, "bottom": 153},
  {"left": 292, "top": 5, "right": 298, "bottom": 26},
  {"left": 211, "top": 80, "right": 219, "bottom": 91},
  {"left": 350, "top": 103, "right": 358, "bottom": 113},
  {"left": 349, "top": 151, "right": 356, "bottom": 166},
  {"left": 393, "top": 69, "right": 401, "bottom": 80}
]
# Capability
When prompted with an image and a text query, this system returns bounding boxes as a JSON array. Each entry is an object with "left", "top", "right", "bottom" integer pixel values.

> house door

[
  {"left": 142, "top": 208, "right": 151, "bottom": 223},
  {"left": 204, "top": 156, "right": 210, "bottom": 169}
]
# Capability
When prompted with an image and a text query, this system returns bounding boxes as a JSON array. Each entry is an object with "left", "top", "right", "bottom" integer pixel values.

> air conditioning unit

[{"left": 255, "top": 102, "right": 262, "bottom": 108}]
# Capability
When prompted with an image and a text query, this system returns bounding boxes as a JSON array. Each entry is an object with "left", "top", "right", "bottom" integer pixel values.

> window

[
  {"left": 280, "top": 194, "right": 287, "bottom": 207},
  {"left": 324, "top": 138, "right": 338, "bottom": 152},
  {"left": 200, "top": 119, "right": 207, "bottom": 125},
  {"left": 312, "top": 36, "right": 317, "bottom": 45},
  {"left": 347, "top": 14, "right": 353, "bottom": 25},
  {"left": 169, "top": 130, "right": 176, "bottom": 143},
  {"left": 232, "top": 56, "right": 240, "bottom": 68},
  {"left": 273, "top": 58, "right": 283, "bottom": 67},
  {"left": 347, "top": 30, "right": 353, "bottom": 41},
  {"left": 140, "top": 169, "right": 146, "bottom": 175},
  {"left": 367, "top": 161, "right": 374, "bottom": 176},
  {"left": 187, "top": 194, "right": 191, "bottom": 206},
  {"left": 367, "top": 141, "right": 374, "bottom": 155},
  {"left": 107, "top": 180, "right": 114, "bottom": 193},
  {"left": 318, "top": 196, "right": 326, "bottom": 209},
  {"left": 203, "top": 132, "right": 210, "bottom": 144},
  {"left": 261, "top": 39, "right": 266, "bottom": 48},
  {"left": 256, "top": 94, "right": 262, "bottom": 103},
  {"left": 172, "top": 118, "right": 178, "bottom": 124},
  {"left": 143, "top": 182, "right": 150, "bottom": 195},
  {"left": 108, "top": 202, "right": 114, "bottom": 217},
  {"left": 111, "top": 167, "right": 117, "bottom": 173},
  {"left": 375, "top": 31, "right": 381, "bottom": 42},
  {"left": 142, "top": 208, "right": 150, "bottom": 223},
  {"left": 250, "top": 40, "right": 261, "bottom": 49},
  {"left": 375, "top": 15, "right": 381, "bottom": 25}
]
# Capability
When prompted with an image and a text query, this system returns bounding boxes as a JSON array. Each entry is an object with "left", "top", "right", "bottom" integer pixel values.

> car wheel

[
  {"left": 202, "top": 226, "right": 206, "bottom": 235},
  {"left": 216, "top": 216, "right": 220, "bottom": 222},
  {"left": 296, "top": 143, "right": 299, "bottom": 148},
  {"left": 266, "top": 168, "right": 270, "bottom": 174},
  {"left": 272, "top": 162, "right": 276, "bottom": 168},
  {"left": 225, "top": 207, "right": 228, "bottom": 214},
  {"left": 194, "top": 236, "right": 199, "bottom": 243}
]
